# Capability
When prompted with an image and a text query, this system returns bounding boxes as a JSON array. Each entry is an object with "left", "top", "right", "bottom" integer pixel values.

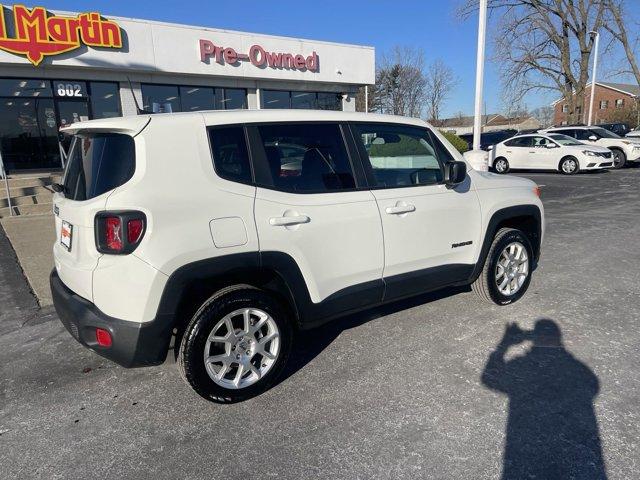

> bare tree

[
  {"left": 459, "top": 1, "right": 606, "bottom": 124},
  {"left": 603, "top": 1, "right": 640, "bottom": 85},
  {"left": 531, "top": 105, "right": 555, "bottom": 127},
  {"left": 424, "top": 59, "right": 459, "bottom": 122},
  {"left": 376, "top": 46, "right": 427, "bottom": 117}
]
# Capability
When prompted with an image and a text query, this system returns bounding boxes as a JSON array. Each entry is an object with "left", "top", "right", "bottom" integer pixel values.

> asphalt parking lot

[{"left": 1, "top": 167, "right": 639, "bottom": 480}]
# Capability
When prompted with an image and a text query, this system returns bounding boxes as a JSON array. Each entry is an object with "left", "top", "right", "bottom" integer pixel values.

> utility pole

[
  {"left": 463, "top": 0, "right": 489, "bottom": 171},
  {"left": 587, "top": 31, "right": 600, "bottom": 126}
]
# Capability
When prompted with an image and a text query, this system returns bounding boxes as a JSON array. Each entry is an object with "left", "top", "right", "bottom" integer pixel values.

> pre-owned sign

[
  {"left": 199, "top": 39, "right": 319, "bottom": 72},
  {"left": 0, "top": 4, "right": 123, "bottom": 66}
]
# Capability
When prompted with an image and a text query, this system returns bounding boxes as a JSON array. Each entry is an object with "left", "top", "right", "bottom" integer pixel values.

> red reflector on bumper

[{"left": 95, "top": 328, "right": 112, "bottom": 347}]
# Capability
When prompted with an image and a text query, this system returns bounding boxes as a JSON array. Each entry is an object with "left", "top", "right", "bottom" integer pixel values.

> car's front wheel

[
  {"left": 493, "top": 157, "right": 510, "bottom": 174},
  {"left": 559, "top": 156, "right": 579, "bottom": 175},
  {"left": 611, "top": 149, "right": 626, "bottom": 169},
  {"left": 178, "top": 285, "right": 293, "bottom": 403},
  {"left": 472, "top": 228, "right": 534, "bottom": 305}
]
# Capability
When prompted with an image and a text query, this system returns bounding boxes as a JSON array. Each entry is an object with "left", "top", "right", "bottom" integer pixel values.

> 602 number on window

[{"left": 55, "top": 83, "right": 85, "bottom": 97}]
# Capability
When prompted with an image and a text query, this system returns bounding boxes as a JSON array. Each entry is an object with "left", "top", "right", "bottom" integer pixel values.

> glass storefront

[
  {"left": 0, "top": 78, "right": 121, "bottom": 171},
  {"left": 261, "top": 90, "right": 342, "bottom": 110},
  {"left": 141, "top": 84, "right": 247, "bottom": 113}
]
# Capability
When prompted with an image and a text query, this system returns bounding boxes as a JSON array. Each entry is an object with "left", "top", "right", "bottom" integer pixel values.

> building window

[
  {"left": 89, "top": 82, "right": 121, "bottom": 119},
  {"left": 142, "top": 84, "right": 180, "bottom": 113},
  {"left": 217, "top": 88, "right": 247, "bottom": 110},
  {"left": 0, "top": 78, "right": 53, "bottom": 97},
  {"left": 142, "top": 84, "right": 247, "bottom": 112},
  {"left": 291, "top": 91, "right": 317, "bottom": 109},
  {"left": 262, "top": 90, "right": 290, "bottom": 109},
  {"left": 562, "top": 104, "right": 569, "bottom": 113},
  {"left": 599, "top": 100, "right": 609, "bottom": 110},
  {"left": 180, "top": 86, "right": 215, "bottom": 111},
  {"left": 616, "top": 98, "right": 625, "bottom": 109},
  {"left": 261, "top": 90, "right": 342, "bottom": 110}
]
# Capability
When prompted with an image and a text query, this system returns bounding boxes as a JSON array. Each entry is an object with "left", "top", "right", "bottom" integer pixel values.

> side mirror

[
  {"left": 588, "top": 135, "right": 598, "bottom": 141},
  {"left": 545, "top": 143, "right": 557, "bottom": 149},
  {"left": 487, "top": 145, "right": 494, "bottom": 151},
  {"left": 445, "top": 161, "right": 467, "bottom": 187}
]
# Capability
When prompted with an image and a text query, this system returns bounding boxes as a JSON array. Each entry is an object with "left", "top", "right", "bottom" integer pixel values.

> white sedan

[{"left": 489, "top": 134, "right": 614, "bottom": 174}]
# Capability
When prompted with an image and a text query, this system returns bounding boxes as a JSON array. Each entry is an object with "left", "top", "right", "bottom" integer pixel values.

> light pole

[
  {"left": 464, "top": 0, "right": 489, "bottom": 171},
  {"left": 587, "top": 31, "right": 600, "bottom": 126}
]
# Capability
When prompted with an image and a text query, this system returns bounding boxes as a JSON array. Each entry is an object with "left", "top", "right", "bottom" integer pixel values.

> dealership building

[{"left": 0, "top": 4, "right": 375, "bottom": 171}]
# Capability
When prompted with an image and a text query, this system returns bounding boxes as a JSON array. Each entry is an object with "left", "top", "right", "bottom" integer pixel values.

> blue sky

[{"left": 36, "top": 0, "right": 636, "bottom": 118}]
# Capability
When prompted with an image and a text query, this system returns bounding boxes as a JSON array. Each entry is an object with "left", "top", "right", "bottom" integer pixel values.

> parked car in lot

[
  {"left": 541, "top": 125, "right": 640, "bottom": 168},
  {"left": 625, "top": 128, "right": 640, "bottom": 139},
  {"left": 597, "top": 122, "right": 631, "bottom": 137},
  {"left": 490, "top": 133, "right": 614, "bottom": 174},
  {"left": 459, "top": 129, "right": 517, "bottom": 151},
  {"left": 50, "top": 110, "right": 544, "bottom": 402}
]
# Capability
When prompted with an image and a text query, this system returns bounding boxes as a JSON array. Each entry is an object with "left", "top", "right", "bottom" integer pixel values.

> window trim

[{"left": 348, "top": 122, "right": 450, "bottom": 190}]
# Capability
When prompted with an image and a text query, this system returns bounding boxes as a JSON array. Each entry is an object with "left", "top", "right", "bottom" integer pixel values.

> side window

[
  {"left": 504, "top": 137, "right": 531, "bottom": 147},
  {"left": 353, "top": 123, "right": 447, "bottom": 188},
  {"left": 575, "top": 129, "right": 594, "bottom": 140},
  {"left": 253, "top": 123, "right": 355, "bottom": 193},
  {"left": 531, "top": 136, "right": 550, "bottom": 148},
  {"left": 555, "top": 129, "right": 576, "bottom": 139},
  {"left": 209, "top": 127, "right": 252, "bottom": 184}
]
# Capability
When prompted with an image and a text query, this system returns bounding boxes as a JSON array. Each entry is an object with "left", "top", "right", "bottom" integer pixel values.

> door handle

[
  {"left": 269, "top": 215, "right": 310, "bottom": 226},
  {"left": 385, "top": 205, "right": 416, "bottom": 215}
]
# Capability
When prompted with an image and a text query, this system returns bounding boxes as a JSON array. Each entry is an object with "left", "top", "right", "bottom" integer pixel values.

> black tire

[
  {"left": 611, "top": 149, "right": 626, "bottom": 169},
  {"left": 178, "top": 285, "right": 293, "bottom": 403},
  {"left": 493, "top": 157, "right": 510, "bottom": 174},
  {"left": 472, "top": 228, "right": 534, "bottom": 305},
  {"left": 559, "top": 156, "right": 580, "bottom": 175}
]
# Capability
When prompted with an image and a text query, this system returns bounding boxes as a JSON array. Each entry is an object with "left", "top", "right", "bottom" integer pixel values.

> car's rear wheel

[
  {"left": 559, "top": 156, "right": 579, "bottom": 175},
  {"left": 472, "top": 228, "right": 534, "bottom": 305},
  {"left": 493, "top": 157, "right": 510, "bottom": 174},
  {"left": 611, "top": 149, "right": 626, "bottom": 169},
  {"left": 178, "top": 285, "right": 293, "bottom": 403}
]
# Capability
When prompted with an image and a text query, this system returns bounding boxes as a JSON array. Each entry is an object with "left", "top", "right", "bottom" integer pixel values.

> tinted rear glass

[{"left": 63, "top": 133, "right": 135, "bottom": 201}]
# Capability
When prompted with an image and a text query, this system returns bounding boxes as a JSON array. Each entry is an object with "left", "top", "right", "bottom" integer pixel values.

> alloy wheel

[
  {"left": 203, "top": 308, "right": 280, "bottom": 389},
  {"left": 495, "top": 241, "right": 529, "bottom": 296}
]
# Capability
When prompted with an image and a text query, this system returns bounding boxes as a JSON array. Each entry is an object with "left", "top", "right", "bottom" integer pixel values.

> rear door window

[
  {"left": 504, "top": 137, "right": 533, "bottom": 147},
  {"left": 252, "top": 123, "right": 356, "bottom": 193},
  {"left": 62, "top": 133, "right": 135, "bottom": 201}
]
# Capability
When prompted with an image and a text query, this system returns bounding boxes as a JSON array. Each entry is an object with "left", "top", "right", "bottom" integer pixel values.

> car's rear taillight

[{"left": 95, "top": 211, "right": 146, "bottom": 254}]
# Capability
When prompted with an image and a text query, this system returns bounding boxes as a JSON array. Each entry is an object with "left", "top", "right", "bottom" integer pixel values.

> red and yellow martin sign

[{"left": 0, "top": 4, "right": 122, "bottom": 66}]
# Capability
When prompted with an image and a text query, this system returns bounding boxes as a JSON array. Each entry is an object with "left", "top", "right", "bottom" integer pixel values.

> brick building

[{"left": 553, "top": 82, "right": 640, "bottom": 126}]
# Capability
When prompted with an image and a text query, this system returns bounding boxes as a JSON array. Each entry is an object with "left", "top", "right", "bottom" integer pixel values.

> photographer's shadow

[{"left": 482, "top": 319, "right": 607, "bottom": 480}]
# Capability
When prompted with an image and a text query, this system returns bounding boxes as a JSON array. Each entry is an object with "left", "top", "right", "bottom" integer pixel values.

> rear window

[{"left": 62, "top": 133, "right": 135, "bottom": 201}]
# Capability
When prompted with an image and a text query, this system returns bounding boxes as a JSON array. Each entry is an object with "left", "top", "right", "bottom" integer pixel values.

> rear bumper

[{"left": 50, "top": 269, "right": 172, "bottom": 368}]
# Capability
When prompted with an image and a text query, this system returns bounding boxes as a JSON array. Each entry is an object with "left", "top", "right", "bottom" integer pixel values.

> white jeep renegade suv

[{"left": 50, "top": 110, "right": 544, "bottom": 403}]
